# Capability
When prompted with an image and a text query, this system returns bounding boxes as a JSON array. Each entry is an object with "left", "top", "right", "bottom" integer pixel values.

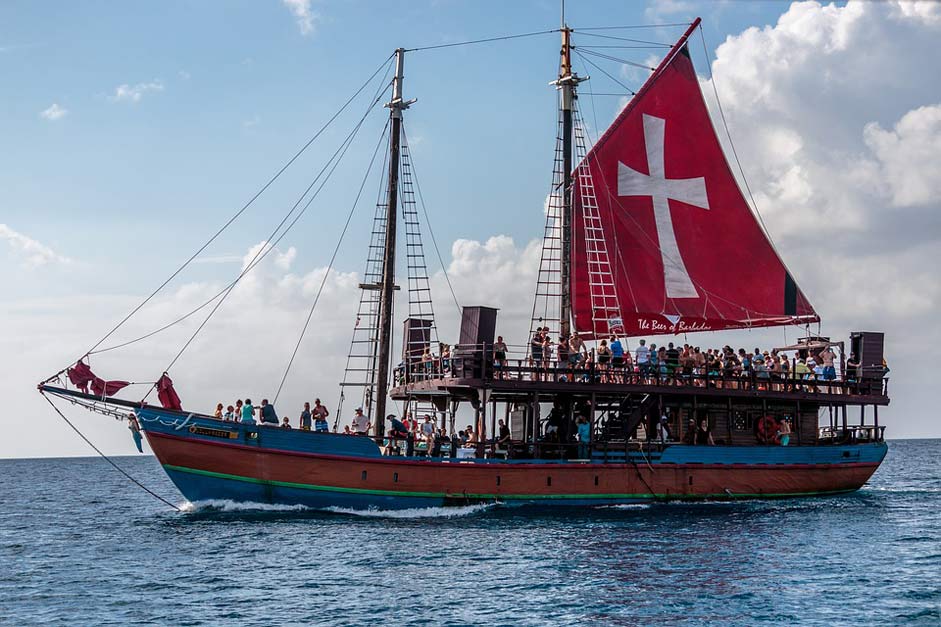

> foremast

[{"left": 374, "top": 48, "right": 413, "bottom": 438}]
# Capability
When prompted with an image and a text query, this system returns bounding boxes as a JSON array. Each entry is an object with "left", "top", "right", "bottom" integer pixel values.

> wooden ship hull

[{"left": 131, "top": 390, "right": 885, "bottom": 510}]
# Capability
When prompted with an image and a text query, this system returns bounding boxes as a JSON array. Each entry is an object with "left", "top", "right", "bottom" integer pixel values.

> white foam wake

[
  {"left": 596, "top": 503, "right": 652, "bottom": 510},
  {"left": 324, "top": 503, "right": 496, "bottom": 519},
  {"left": 180, "top": 499, "right": 311, "bottom": 513}
]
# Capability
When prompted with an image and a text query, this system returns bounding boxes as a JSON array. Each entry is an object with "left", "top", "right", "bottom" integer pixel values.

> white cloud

[
  {"left": 862, "top": 104, "right": 941, "bottom": 207},
  {"left": 39, "top": 103, "right": 68, "bottom": 121},
  {"left": 0, "top": 223, "right": 72, "bottom": 267},
  {"left": 645, "top": 0, "right": 696, "bottom": 21},
  {"left": 283, "top": 0, "right": 318, "bottom": 36},
  {"left": 110, "top": 80, "right": 164, "bottom": 103}
]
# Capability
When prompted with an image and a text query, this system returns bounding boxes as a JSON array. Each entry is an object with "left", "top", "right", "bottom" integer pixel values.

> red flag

[
  {"left": 156, "top": 373, "right": 182, "bottom": 411},
  {"left": 571, "top": 26, "right": 817, "bottom": 338}
]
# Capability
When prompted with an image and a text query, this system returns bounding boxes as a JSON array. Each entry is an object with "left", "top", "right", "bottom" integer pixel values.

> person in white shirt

[
  {"left": 656, "top": 413, "right": 671, "bottom": 445},
  {"left": 351, "top": 407, "right": 371, "bottom": 435},
  {"left": 636, "top": 339, "right": 651, "bottom": 379}
]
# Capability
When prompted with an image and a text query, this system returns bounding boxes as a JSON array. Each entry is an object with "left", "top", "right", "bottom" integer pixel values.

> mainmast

[
  {"left": 556, "top": 25, "right": 583, "bottom": 339},
  {"left": 374, "top": 48, "right": 413, "bottom": 438}
]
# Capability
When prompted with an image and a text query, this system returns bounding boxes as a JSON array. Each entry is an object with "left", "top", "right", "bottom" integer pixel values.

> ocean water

[{"left": 2, "top": 440, "right": 939, "bottom": 626}]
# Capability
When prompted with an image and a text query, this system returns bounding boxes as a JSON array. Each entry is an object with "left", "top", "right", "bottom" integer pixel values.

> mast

[
  {"left": 374, "top": 48, "right": 413, "bottom": 438},
  {"left": 557, "top": 25, "right": 582, "bottom": 339}
]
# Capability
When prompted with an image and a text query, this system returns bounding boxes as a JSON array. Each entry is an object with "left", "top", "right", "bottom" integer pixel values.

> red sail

[{"left": 571, "top": 23, "right": 817, "bottom": 338}]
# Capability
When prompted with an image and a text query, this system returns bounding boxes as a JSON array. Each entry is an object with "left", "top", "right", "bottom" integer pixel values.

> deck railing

[{"left": 395, "top": 343, "right": 889, "bottom": 397}]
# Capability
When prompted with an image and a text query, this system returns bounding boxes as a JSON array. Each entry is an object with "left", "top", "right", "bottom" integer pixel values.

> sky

[{"left": 2, "top": 0, "right": 939, "bottom": 458}]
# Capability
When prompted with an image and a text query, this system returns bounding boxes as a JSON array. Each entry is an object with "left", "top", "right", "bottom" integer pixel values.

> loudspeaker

[
  {"left": 454, "top": 306, "right": 499, "bottom": 379},
  {"left": 458, "top": 306, "right": 499, "bottom": 346},
  {"left": 850, "top": 331, "right": 885, "bottom": 380}
]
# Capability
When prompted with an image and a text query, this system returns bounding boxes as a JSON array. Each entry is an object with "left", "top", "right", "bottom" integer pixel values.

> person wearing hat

[
  {"left": 351, "top": 407, "right": 371, "bottom": 435},
  {"left": 656, "top": 411, "right": 671, "bottom": 445},
  {"left": 682, "top": 418, "right": 697, "bottom": 445}
]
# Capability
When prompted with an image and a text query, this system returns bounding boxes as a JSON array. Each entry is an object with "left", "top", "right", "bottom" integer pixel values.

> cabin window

[
  {"left": 547, "top": 476, "right": 552, "bottom": 487},
  {"left": 393, "top": 472, "right": 398, "bottom": 483},
  {"left": 688, "top": 475, "right": 693, "bottom": 486},
  {"left": 496, "top": 476, "right": 501, "bottom": 486},
  {"left": 594, "top": 475, "right": 599, "bottom": 486},
  {"left": 361, "top": 470, "right": 367, "bottom": 481}
]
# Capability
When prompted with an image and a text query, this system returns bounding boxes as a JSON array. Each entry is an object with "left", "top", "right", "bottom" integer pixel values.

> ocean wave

[
  {"left": 323, "top": 503, "right": 496, "bottom": 519},
  {"left": 865, "top": 486, "right": 941, "bottom": 494},
  {"left": 596, "top": 504, "right": 652, "bottom": 510}
]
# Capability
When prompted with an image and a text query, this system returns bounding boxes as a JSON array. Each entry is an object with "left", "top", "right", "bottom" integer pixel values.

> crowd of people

[
  {"left": 212, "top": 398, "right": 332, "bottom": 432},
  {"left": 512, "top": 329, "right": 854, "bottom": 390}
]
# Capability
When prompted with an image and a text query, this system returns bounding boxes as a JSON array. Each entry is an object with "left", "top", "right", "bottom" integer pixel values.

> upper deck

[{"left": 391, "top": 347, "right": 890, "bottom": 407}]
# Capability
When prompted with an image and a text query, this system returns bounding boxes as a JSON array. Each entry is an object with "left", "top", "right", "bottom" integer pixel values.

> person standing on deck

[
  {"left": 666, "top": 343, "right": 680, "bottom": 384},
  {"left": 530, "top": 329, "right": 544, "bottom": 380},
  {"left": 570, "top": 333, "right": 585, "bottom": 369},
  {"left": 777, "top": 418, "right": 792, "bottom": 446},
  {"left": 695, "top": 419, "right": 715, "bottom": 446},
  {"left": 352, "top": 407, "right": 371, "bottom": 435},
  {"left": 819, "top": 346, "right": 837, "bottom": 381},
  {"left": 576, "top": 415, "right": 591, "bottom": 459},
  {"left": 299, "top": 402, "right": 312, "bottom": 431},
  {"left": 636, "top": 339, "right": 650, "bottom": 379},
  {"left": 493, "top": 336, "right": 508, "bottom": 378},
  {"left": 312, "top": 398, "right": 330, "bottom": 432},
  {"left": 240, "top": 399, "right": 255, "bottom": 425},
  {"left": 610, "top": 336, "right": 624, "bottom": 382},
  {"left": 683, "top": 418, "right": 697, "bottom": 444},
  {"left": 656, "top": 413, "right": 671, "bottom": 445}
]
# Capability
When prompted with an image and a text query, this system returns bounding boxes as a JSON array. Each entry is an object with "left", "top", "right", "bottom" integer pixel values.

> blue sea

[{"left": 2, "top": 440, "right": 939, "bottom": 626}]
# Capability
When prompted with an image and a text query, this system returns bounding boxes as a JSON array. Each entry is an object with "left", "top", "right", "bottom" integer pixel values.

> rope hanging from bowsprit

[{"left": 40, "top": 392, "right": 182, "bottom": 512}]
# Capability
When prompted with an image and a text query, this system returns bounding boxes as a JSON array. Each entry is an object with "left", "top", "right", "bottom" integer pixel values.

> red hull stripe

[
  {"left": 163, "top": 463, "right": 861, "bottom": 501},
  {"left": 148, "top": 431, "right": 878, "bottom": 471}
]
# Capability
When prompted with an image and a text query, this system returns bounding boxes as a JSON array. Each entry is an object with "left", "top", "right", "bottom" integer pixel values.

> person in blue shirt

[
  {"left": 299, "top": 402, "right": 312, "bottom": 431},
  {"left": 258, "top": 399, "right": 279, "bottom": 426},
  {"left": 576, "top": 415, "right": 591, "bottom": 459},
  {"left": 240, "top": 399, "right": 255, "bottom": 424}
]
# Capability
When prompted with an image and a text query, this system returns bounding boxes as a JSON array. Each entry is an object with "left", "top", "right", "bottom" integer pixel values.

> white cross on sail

[{"left": 617, "top": 113, "right": 709, "bottom": 299}]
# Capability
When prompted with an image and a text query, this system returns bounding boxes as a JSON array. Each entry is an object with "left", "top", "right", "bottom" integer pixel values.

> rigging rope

[
  {"left": 40, "top": 392, "right": 182, "bottom": 512},
  {"left": 573, "top": 50, "right": 638, "bottom": 96},
  {"left": 402, "top": 128, "right": 462, "bottom": 317},
  {"left": 406, "top": 29, "right": 559, "bottom": 52},
  {"left": 575, "top": 23, "right": 691, "bottom": 31},
  {"left": 91, "top": 64, "right": 396, "bottom": 356},
  {"left": 64, "top": 54, "right": 395, "bottom": 368},
  {"left": 576, "top": 47, "right": 656, "bottom": 71},
  {"left": 572, "top": 31, "right": 672, "bottom": 47},
  {"left": 140, "top": 72, "right": 393, "bottom": 404},
  {"left": 273, "top": 118, "right": 392, "bottom": 405}
]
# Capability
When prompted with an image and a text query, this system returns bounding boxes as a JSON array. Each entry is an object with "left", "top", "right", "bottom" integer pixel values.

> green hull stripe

[{"left": 163, "top": 464, "right": 857, "bottom": 501}]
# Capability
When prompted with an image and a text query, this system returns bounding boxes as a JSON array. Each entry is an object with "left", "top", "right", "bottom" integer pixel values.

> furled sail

[{"left": 571, "top": 23, "right": 818, "bottom": 338}]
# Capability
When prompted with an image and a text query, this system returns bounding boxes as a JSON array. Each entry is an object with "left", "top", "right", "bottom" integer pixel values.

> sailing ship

[{"left": 39, "top": 18, "right": 890, "bottom": 510}]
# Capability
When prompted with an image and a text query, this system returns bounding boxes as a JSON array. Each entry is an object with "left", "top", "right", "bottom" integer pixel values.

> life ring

[{"left": 756, "top": 415, "right": 778, "bottom": 444}]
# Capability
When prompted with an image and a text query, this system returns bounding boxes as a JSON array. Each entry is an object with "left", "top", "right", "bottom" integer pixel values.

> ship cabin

[{"left": 388, "top": 306, "right": 889, "bottom": 461}]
